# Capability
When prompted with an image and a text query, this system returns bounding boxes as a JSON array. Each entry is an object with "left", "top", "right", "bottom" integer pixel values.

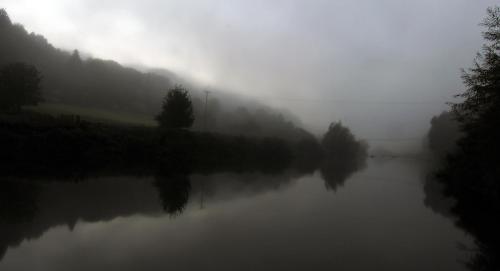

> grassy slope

[{"left": 24, "top": 103, "right": 157, "bottom": 127}]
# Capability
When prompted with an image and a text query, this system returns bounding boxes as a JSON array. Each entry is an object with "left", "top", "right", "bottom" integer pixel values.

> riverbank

[{"left": 0, "top": 111, "right": 322, "bottom": 178}]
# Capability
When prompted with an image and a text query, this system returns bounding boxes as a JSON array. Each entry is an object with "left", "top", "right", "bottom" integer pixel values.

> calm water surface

[{"left": 0, "top": 158, "right": 473, "bottom": 271}]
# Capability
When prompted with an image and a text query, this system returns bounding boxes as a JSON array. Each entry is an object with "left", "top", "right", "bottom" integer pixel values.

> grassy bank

[{"left": 24, "top": 103, "right": 156, "bottom": 127}]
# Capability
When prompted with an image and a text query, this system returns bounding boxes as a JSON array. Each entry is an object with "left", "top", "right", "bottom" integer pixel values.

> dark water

[{"left": 0, "top": 159, "right": 473, "bottom": 271}]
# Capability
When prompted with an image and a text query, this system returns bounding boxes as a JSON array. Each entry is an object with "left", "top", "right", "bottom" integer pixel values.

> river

[{"left": 0, "top": 158, "right": 474, "bottom": 271}]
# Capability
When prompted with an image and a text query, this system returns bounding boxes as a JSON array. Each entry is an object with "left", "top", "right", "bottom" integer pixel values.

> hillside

[{"left": 0, "top": 8, "right": 313, "bottom": 142}]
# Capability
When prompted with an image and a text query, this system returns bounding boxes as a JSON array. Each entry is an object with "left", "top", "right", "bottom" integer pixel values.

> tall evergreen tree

[
  {"left": 441, "top": 7, "right": 500, "bottom": 270},
  {"left": 156, "top": 85, "right": 194, "bottom": 129},
  {"left": 447, "top": 6, "right": 500, "bottom": 193},
  {"left": 453, "top": 6, "right": 500, "bottom": 130}
]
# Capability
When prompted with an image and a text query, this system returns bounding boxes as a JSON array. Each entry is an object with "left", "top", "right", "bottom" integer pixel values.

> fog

[{"left": 1, "top": 0, "right": 497, "bottom": 151}]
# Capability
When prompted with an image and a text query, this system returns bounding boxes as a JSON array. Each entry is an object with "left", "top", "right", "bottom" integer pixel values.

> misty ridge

[
  {"left": 0, "top": 8, "right": 312, "bottom": 142},
  {"left": 0, "top": 7, "right": 370, "bottom": 176}
]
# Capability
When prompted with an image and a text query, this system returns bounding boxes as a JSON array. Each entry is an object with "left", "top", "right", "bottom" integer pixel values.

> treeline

[
  {"left": 427, "top": 111, "right": 461, "bottom": 158},
  {"left": 0, "top": 112, "right": 367, "bottom": 178},
  {"left": 427, "top": 7, "right": 500, "bottom": 271},
  {"left": 0, "top": 9, "right": 313, "bottom": 142}
]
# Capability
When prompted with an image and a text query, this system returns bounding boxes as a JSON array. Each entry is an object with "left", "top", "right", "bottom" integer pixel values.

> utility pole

[
  {"left": 200, "top": 89, "right": 210, "bottom": 209},
  {"left": 200, "top": 181, "right": 205, "bottom": 209},
  {"left": 203, "top": 90, "right": 210, "bottom": 132}
]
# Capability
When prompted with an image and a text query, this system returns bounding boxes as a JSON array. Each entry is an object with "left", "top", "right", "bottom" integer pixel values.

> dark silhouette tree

[
  {"left": 320, "top": 122, "right": 367, "bottom": 191},
  {"left": 68, "top": 50, "right": 82, "bottom": 67},
  {"left": 438, "top": 7, "right": 500, "bottom": 271},
  {"left": 321, "top": 122, "right": 367, "bottom": 160},
  {"left": 452, "top": 7, "right": 500, "bottom": 130},
  {"left": 445, "top": 6, "right": 500, "bottom": 198},
  {"left": 0, "top": 62, "right": 42, "bottom": 112},
  {"left": 154, "top": 173, "right": 191, "bottom": 217},
  {"left": 156, "top": 85, "right": 194, "bottom": 129}
]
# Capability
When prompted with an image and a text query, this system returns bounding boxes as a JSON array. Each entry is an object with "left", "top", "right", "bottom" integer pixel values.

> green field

[{"left": 25, "top": 103, "right": 157, "bottom": 126}]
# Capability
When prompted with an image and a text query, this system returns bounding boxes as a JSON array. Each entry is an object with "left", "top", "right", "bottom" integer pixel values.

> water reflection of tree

[
  {"left": 453, "top": 195, "right": 500, "bottom": 271},
  {"left": 319, "top": 156, "right": 366, "bottom": 192},
  {"left": 423, "top": 166, "right": 499, "bottom": 270},
  {"left": 319, "top": 122, "right": 368, "bottom": 192},
  {"left": 154, "top": 174, "right": 191, "bottom": 217},
  {"left": 422, "top": 174, "right": 455, "bottom": 219},
  {"left": 425, "top": 176, "right": 500, "bottom": 270},
  {"left": 0, "top": 180, "right": 40, "bottom": 260},
  {"left": 0, "top": 180, "right": 39, "bottom": 223}
]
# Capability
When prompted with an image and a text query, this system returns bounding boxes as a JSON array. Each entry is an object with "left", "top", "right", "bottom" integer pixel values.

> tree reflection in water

[
  {"left": 154, "top": 173, "right": 191, "bottom": 217},
  {"left": 319, "top": 156, "right": 367, "bottom": 192},
  {"left": 0, "top": 180, "right": 40, "bottom": 259},
  {"left": 423, "top": 169, "right": 500, "bottom": 271},
  {"left": 0, "top": 167, "right": 308, "bottom": 263}
]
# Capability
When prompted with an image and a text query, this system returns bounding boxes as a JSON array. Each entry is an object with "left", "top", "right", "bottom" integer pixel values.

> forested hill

[
  {"left": 0, "top": 8, "right": 170, "bottom": 115},
  {"left": 0, "top": 9, "right": 314, "bottom": 142}
]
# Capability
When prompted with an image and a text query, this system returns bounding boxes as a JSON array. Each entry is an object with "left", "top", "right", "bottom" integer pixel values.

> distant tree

[
  {"left": 156, "top": 85, "right": 194, "bottom": 129},
  {"left": 319, "top": 122, "right": 367, "bottom": 191},
  {"left": 67, "top": 49, "right": 83, "bottom": 68},
  {"left": 321, "top": 122, "right": 367, "bottom": 159},
  {"left": 0, "top": 62, "right": 42, "bottom": 112},
  {"left": 0, "top": 9, "right": 11, "bottom": 27}
]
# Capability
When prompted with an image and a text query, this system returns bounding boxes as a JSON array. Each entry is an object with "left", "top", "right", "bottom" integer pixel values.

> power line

[
  {"left": 205, "top": 90, "right": 447, "bottom": 105},
  {"left": 252, "top": 97, "right": 444, "bottom": 105},
  {"left": 364, "top": 138, "right": 423, "bottom": 142}
]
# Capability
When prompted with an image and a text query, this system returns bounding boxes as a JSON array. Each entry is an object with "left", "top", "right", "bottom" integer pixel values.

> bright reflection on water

[{"left": 0, "top": 159, "right": 473, "bottom": 271}]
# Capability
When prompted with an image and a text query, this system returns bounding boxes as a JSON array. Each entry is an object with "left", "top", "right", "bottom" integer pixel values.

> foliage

[
  {"left": 438, "top": 6, "right": 500, "bottom": 271},
  {"left": 452, "top": 6, "right": 500, "bottom": 128},
  {"left": 156, "top": 86, "right": 194, "bottom": 129},
  {"left": 0, "top": 62, "right": 42, "bottom": 111},
  {"left": 427, "top": 111, "right": 461, "bottom": 156},
  {"left": 321, "top": 122, "right": 367, "bottom": 161},
  {"left": 445, "top": 6, "right": 500, "bottom": 208},
  {"left": 319, "top": 122, "right": 367, "bottom": 190}
]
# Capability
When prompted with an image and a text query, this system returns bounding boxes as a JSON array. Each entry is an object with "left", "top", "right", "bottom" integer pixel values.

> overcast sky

[{"left": 1, "top": 0, "right": 497, "bottom": 150}]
